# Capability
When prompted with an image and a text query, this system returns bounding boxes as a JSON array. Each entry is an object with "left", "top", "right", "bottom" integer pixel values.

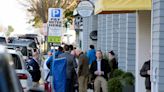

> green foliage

[
  {"left": 108, "top": 70, "right": 135, "bottom": 92},
  {"left": 121, "top": 72, "right": 135, "bottom": 86},
  {"left": 103, "top": 53, "right": 109, "bottom": 61},
  {"left": 6, "top": 25, "right": 14, "bottom": 36},
  {"left": 20, "top": 0, "right": 78, "bottom": 28},
  {"left": 111, "top": 69, "right": 125, "bottom": 78},
  {"left": 108, "top": 78, "right": 122, "bottom": 92}
]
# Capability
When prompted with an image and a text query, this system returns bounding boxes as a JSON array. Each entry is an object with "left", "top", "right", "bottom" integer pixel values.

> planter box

[{"left": 122, "top": 85, "right": 135, "bottom": 92}]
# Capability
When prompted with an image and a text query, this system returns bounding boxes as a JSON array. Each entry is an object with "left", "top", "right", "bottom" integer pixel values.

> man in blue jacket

[{"left": 87, "top": 45, "right": 96, "bottom": 67}]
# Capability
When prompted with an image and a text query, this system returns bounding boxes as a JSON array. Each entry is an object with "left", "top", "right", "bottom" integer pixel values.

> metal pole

[{"left": 47, "top": 24, "right": 50, "bottom": 52}]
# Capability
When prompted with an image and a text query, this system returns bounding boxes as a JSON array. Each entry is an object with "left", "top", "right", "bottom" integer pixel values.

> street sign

[
  {"left": 77, "top": 1, "right": 94, "bottom": 17},
  {"left": 48, "top": 8, "right": 63, "bottom": 43}
]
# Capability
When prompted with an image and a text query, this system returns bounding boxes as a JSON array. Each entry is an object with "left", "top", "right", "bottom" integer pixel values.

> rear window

[{"left": 11, "top": 54, "right": 22, "bottom": 69}]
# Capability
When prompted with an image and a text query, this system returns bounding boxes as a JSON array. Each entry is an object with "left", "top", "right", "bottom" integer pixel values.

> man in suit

[
  {"left": 90, "top": 50, "right": 110, "bottom": 92},
  {"left": 27, "top": 51, "right": 41, "bottom": 87},
  {"left": 59, "top": 45, "right": 77, "bottom": 92},
  {"left": 75, "top": 48, "right": 89, "bottom": 92}
]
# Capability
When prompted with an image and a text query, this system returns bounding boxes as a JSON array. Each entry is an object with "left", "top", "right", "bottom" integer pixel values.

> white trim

[
  {"left": 106, "top": 15, "right": 108, "bottom": 53},
  {"left": 118, "top": 14, "right": 121, "bottom": 67},
  {"left": 135, "top": 11, "right": 139, "bottom": 92},
  {"left": 111, "top": 14, "right": 114, "bottom": 50},
  {"left": 125, "top": 14, "right": 129, "bottom": 72}
]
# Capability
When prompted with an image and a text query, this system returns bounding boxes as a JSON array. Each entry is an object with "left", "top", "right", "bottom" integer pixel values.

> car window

[
  {"left": 20, "top": 47, "right": 27, "bottom": 56},
  {"left": 29, "top": 42, "right": 37, "bottom": 48},
  {"left": 28, "top": 50, "right": 33, "bottom": 57},
  {"left": 11, "top": 54, "right": 22, "bottom": 69},
  {"left": 0, "top": 37, "right": 6, "bottom": 44}
]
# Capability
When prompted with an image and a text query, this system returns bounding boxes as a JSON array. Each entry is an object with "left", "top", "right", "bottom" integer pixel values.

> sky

[{"left": 0, "top": 0, "right": 32, "bottom": 33}]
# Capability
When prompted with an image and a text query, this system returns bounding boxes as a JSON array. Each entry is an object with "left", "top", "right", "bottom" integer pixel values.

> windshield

[
  {"left": 19, "top": 37, "right": 39, "bottom": 45},
  {"left": 11, "top": 54, "right": 22, "bottom": 69},
  {"left": 7, "top": 45, "right": 28, "bottom": 56},
  {"left": 0, "top": 37, "right": 6, "bottom": 44}
]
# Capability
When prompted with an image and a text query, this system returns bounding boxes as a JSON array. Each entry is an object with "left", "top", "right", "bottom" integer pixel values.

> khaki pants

[
  {"left": 146, "top": 90, "right": 151, "bottom": 92},
  {"left": 94, "top": 76, "right": 108, "bottom": 92},
  {"left": 78, "top": 76, "right": 88, "bottom": 92}
]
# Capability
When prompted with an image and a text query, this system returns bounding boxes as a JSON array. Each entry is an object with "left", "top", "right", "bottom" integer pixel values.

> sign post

[{"left": 48, "top": 8, "right": 63, "bottom": 44}]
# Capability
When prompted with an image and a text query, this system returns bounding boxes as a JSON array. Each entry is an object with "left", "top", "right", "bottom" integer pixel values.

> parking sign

[
  {"left": 49, "top": 8, "right": 62, "bottom": 20},
  {"left": 48, "top": 8, "right": 63, "bottom": 43}
]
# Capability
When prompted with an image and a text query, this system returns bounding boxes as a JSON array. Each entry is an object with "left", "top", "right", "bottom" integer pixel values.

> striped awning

[{"left": 95, "top": 0, "right": 152, "bottom": 14}]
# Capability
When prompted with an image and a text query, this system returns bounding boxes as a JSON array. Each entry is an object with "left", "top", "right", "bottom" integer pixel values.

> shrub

[
  {"left": 103, "top": 53, "right": 109, "bottom": 61},
  {"left": 108, "top": 77, "right": 122, "bottom": 92},
  {"left": 111, "top": 69, "right": 125, "bottom": 78},
  {"left": 121, "top": 72, "right": 135, "bottom": 86},
  {"left": 108, "top": 70, "right": 135, "bottom": 92}
]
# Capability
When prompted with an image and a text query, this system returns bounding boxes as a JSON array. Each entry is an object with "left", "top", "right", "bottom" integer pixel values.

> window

[
  {"left": 20, "top": 47, "right": 27, "bottom": 56},
  {"left": 0, "top": 37, "right": 6, "bottom": 44},
  {"left": 11, "top": 54, "right": 22, "bottom": 69}
]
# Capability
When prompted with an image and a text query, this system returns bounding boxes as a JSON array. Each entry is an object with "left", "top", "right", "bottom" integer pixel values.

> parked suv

[
  {"left": 8, "top": 49, "right": 33, "bottom": 91},
  {"left": 0, "top": 45, "right": 23, "bottom": 92}
]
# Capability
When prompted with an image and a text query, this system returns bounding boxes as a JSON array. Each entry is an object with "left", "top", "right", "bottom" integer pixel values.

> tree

[
  {"left": 6, "top": 26, "right": 14, "bottom": 36},
  {"left": 0, "top": 25, "right": 3, "bottom": 32},
  {"left": 18, "top": 0, "right": 78, "bottom": 28}
]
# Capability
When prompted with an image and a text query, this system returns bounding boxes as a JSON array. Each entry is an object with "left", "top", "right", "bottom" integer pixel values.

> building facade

[
  {"left": 76, "top": 0, "right": 164, "bottom": 91},
  {"left": 81, "top": 13, "right": 136, "bottom": 75}
]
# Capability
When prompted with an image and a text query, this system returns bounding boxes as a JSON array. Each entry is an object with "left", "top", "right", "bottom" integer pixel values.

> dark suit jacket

[
  {"left": 59, "top": 52, "right": 77, "bottom": 79},
  {"left": 28, "top": 58, "right": 41, "bottom": 82},
  {"left": 90, "top": 59, "right": 110, "bottom": 80}
]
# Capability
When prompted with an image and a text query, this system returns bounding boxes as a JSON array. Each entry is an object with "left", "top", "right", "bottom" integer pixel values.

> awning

[{"left": 95, "top": 0, "right": 152, "bottom": 14}]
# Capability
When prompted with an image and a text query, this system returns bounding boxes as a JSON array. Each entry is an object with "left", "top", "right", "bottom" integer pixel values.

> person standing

[
  {"left": 43, "top": 50, "right": 53, "bottom": 92},
  {"left": 27, "top": 51, "right": 41, "bottom": 87},
  {"left": 55, "top": 46, "right": 63, "bottom": 58},
  {"left": 108, "top": 51, "right": 118, "bottom": 78},
  {"left": 87, "top": 45, "right": 96, "bottom": 67},
  {"left": 70, "top": 46, "right": 79, "bottom": 92},
  {"left": 108, "top": 51, "right": 118, "bottom": 70},
  {"left": 90, "top": 50, "right": 110, "bottom": 92},
  {"left": 75, "top": 48, "right": 89, "bottom": 92},
  {"left": 59, "top": 45, "right": 77, "bottom": 92},
  {"left": 140, "top": 60, "right": 151, "bottom": 92},
  {"left": 43, "top": 50, "right": 53, "bottom": 82}
]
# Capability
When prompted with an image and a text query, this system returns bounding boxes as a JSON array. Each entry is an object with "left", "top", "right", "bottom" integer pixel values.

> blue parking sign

[
  {"left": 52, "top": 9, "right": 60, "bottom": 17},
  {"left": 49, "top": 8, "right": 62, "bottom": 19}
]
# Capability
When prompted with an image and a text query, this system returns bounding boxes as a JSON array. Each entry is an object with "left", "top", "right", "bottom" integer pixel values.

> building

[{"left": 76, "top": 0, "right": 164, "bottom": 92}]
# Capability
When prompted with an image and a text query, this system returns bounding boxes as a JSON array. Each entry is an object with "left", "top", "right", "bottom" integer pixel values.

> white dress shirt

[{"left": 97, "top": 59, "right": 101, "bottom": 72}]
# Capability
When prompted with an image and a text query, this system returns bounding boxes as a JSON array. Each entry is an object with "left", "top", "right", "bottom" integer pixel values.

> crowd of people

[
  {"left": 23, "top": 43, "right": 151, "bottom": 92},
  {"left": 42, "top": 44, "right": 118, "bottom": 92}
]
